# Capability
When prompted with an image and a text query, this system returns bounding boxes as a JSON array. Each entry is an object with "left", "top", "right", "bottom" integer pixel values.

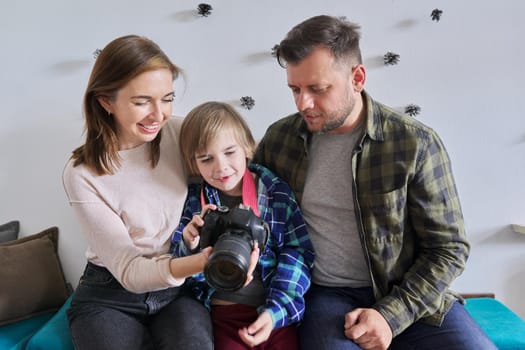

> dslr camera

[{"left": 199, "top": 204, "right": 269, "bottom": 291}]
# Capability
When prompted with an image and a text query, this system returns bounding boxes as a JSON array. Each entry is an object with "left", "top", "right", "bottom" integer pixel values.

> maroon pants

[{"left": 211, "top": 304, "right": 298, "bottom": 350}]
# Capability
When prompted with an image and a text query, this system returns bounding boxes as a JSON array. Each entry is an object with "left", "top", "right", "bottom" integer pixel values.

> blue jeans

[
  {"left": 298, "top": 284, "right": 497, "bottom": 350},
  {"left": 68, "top": 262, "right": 213, "bottom": 350}
]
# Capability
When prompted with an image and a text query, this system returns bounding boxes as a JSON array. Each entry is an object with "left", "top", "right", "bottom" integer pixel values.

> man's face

[{"left": 286, "top": 47, "right": 363, "bottom": 134}]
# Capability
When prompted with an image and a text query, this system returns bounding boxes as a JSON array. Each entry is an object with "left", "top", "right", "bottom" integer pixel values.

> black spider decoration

[
  {"left": 93, "top": 49, "right": 102, "bottom": 59},
  {"left": 383, "top": 52, "right": 400, "bottom": 66},
  {"left": 240, "top": 96, "right": 255, "bottom": 110},
  {"left": 431, "top": 8, "right": 443, "bottom": 22},
  {"left": 404, "top": 104, "right": 421, "bottom": 117},
  {"left": 197, "top": 3, "right": 213, "bottom": 17},
  {"left": 271, "top": 44, "right": 280, "bottom": 58}
]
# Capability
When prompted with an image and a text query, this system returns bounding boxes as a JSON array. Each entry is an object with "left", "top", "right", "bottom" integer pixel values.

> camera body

[{"left": 199, "top": 204, "right": 269, "bottom": 291}]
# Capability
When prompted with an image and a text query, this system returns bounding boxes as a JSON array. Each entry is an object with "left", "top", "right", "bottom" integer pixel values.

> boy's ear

[{"left": 245, "top": 149, "right": 254, "bottom": 160}]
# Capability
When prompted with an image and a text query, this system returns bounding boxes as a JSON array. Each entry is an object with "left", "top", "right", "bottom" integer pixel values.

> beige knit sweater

[{"left": 63, "top": 117, "right": 188, "bottom": 293}]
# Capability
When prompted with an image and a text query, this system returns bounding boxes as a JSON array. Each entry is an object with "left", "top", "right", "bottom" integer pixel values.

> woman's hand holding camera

[{"left": 169, "top": 246, "right": 213, "bottom": 279}]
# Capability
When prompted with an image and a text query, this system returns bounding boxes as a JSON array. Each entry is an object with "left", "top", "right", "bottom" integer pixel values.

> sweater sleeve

[
  {"left": 61, "top": 118, "right": 189, "bottom": 293},
  {"left": 63, "top": 167, "right": 185, "bottom": 292}
]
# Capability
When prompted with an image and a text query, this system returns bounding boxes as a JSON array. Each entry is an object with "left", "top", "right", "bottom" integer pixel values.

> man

[{"left": 253, "top": 15, "right": 495, "bottom": 350}]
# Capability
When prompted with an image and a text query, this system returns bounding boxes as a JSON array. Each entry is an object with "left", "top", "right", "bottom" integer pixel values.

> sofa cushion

[
  {"left": 465, "top": 297, "right": 525, "bottom": 350},
  {"left": 0, "top": 227, "right": 71, "bottom": 326},
  {"left": 0, "top": 220, "right": 19, "bottom": 243},
  {"left": 0, "top": 312, "right": 54, "bottom": 349},
  {"left": 25, "top": 294, "right": 74, "bottom": 350}
]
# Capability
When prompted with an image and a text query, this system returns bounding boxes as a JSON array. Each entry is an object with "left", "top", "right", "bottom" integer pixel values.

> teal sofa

[
  {"left": 0, "top": 296, "right": 73, "bottom": 350},
  {"left": 0, "top": 224, "right": 74, "bottom": 350},
  {"left": 3, "top": 222, "right": 523, "bottom": 349},
  {"left": 465, "top": 297, "right": 525, "bottom": 350}
]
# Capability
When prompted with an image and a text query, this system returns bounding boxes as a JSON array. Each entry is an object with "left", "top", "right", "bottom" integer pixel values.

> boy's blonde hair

[{"left": 179, "top": 101, "right": 256, "bottom": 176}]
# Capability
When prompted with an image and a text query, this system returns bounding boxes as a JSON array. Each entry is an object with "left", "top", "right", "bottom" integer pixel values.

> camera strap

[
  {"left": 241, "top": 169, "right": 260, "bottom": 217},
  {"left": 200, "top": 169, "right": 260, "bottom": 217}
]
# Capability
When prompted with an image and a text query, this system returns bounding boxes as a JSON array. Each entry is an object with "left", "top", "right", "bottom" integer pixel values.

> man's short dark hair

[{"left": 277, "top": 15, "right": 362, "bottom": 68}]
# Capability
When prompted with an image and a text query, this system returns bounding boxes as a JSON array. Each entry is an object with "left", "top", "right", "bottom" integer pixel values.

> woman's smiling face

[{"left": 99, "top": 68, "right": 175, "bottom": 150}]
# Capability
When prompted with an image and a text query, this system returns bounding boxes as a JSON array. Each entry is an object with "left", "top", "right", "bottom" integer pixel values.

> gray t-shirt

[{"left": 301, "top": 126, "right": 371, "bottom": 287}]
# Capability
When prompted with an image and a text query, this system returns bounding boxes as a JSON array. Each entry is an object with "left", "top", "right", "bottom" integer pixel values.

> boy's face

[{"left": 195, "top": 127, "right": 248, "bottom": 196}]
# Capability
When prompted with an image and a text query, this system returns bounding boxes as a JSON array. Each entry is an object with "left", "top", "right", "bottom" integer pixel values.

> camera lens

[{"left": 204, "top": 232, "right": 252, "bottom": 291}]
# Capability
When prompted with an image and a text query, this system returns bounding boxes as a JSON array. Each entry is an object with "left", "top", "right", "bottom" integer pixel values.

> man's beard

[
  {"left": 313, "top": 99, "right": 355, "bottom": 134},
  {"left": 320, "top": 112, "right": 349, "bottom": 133}
]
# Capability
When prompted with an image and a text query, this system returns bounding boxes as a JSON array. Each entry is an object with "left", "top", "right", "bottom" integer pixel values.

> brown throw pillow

[{"left": 0, "top": 226, "right": 71, "bottom": 326}]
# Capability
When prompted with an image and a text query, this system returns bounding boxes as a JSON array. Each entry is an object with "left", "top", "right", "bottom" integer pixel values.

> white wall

[{"left": 1, "top": 0, "right": 524, "bottom": 318}]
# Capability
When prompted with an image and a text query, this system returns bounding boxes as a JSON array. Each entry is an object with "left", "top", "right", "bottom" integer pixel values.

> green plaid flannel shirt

[{"left": 252, "top": 91, "right": 469, "bottom": 336}]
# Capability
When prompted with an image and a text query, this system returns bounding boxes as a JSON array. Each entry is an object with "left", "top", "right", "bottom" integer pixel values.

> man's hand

[
  {"left": 344, "top": 308, "right": 392, "bottom": 350},
  {"left": 238, "top": 311, "right": 273, "bottom": 347}
]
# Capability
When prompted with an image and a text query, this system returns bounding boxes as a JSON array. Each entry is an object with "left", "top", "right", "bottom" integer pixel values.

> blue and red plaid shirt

[{"left": 171, "top": 163, "right": 314, "bottom": 329}]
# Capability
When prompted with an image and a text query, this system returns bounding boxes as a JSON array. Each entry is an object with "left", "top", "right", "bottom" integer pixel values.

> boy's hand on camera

[
  {"left": 238, "top": 311, "right": 273, "bottom": 347},
  {"left": 183, "top": 204, "right": 217, "bottom": 251}
]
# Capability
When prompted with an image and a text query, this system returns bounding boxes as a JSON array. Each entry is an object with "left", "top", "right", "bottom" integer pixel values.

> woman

[{"left": 63, "top": 35, "right": 213, "bottom": 350}]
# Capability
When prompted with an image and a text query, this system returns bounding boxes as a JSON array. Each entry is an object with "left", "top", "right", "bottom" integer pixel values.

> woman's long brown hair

[{"left": 71, "top": 35, "right": 180, "bottom": 175}]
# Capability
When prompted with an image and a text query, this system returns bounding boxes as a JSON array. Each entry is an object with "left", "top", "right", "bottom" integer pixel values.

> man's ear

[
  {"left": 97, "top": 96, "right": 113, "bottom": 115},
  {"left": 352, "top": 64, "right": 366, "bottom": 93}
]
